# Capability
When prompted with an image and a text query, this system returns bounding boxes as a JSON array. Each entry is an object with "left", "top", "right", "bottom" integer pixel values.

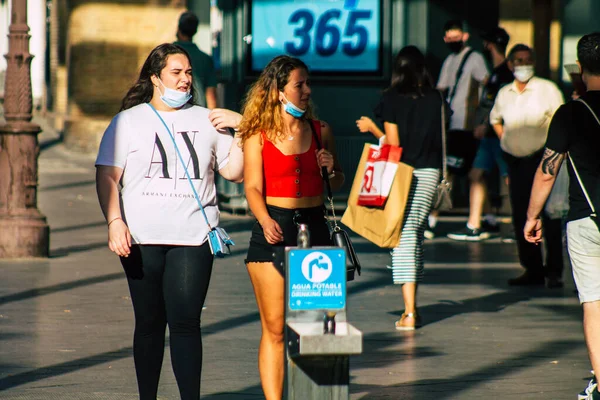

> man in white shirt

[
  {"left": 426, "top": 20, "right": 489, "bottom": 239},
  {"left": 437, "top": 20, "right": 489, "bottom": 174},
  {"left": 490, "top": 44, "right": 565, "bottom": 287}
]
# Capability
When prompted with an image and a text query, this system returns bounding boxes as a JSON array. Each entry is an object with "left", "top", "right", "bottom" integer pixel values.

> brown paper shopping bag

[{"left": 341, "top": 143, "right": 414, "bottom": 248}]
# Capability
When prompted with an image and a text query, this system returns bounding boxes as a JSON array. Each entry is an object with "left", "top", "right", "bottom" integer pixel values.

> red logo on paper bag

[{"left": 362, "top": 165, "right": 374, "bottom": 192}]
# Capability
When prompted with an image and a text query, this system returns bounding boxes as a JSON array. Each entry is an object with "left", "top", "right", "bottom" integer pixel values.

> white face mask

[
  {"left": 157, "top": 78, "right": 191, "bottom": 108},
  {"left": 513, "top": 65, "right": 535, "bottom": 83}
]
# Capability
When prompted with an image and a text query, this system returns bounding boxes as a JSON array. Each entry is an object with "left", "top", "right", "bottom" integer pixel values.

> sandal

[{"left": 395, "top": 312, "right": 422, "bottom": 331}]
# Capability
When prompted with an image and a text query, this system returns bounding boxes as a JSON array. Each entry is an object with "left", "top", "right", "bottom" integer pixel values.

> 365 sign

[
  {"left": 251, "top": 0, "right": 381, "bottom": 72},
  {"left": 284, "top": 9, "right": 373, "bottom": 57}
]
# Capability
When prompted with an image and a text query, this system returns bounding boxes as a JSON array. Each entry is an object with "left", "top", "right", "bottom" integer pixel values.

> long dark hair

[
  {"left": 120, "top": 43, "right": 196, "bottom": 111},
  {"left": 388, "top": 46, "right": 433, "bottom": 96}
]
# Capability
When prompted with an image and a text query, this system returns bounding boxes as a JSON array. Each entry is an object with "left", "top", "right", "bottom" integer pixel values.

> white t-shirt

[
  {"left": 95, "top": 103, "right": 233, "bottom": 245},
  {"left": 437, "top": 47, "right": 489, "bottom": 130},
  {"left": 490, "top": 77, "right": 564, "bottom": 157}
]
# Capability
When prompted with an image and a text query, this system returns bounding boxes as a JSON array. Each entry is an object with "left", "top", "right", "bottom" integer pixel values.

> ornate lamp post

[{"left": 0, "top": 0, "right": 49, "bottom": 258}]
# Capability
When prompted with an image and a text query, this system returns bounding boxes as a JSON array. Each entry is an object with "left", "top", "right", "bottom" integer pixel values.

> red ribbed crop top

[{"left": 262, "top": 120, "right": 323, "bottom": 198}]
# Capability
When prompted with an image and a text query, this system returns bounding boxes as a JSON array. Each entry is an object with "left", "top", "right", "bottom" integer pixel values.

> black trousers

[
  {"left": 120, "top": 243, "right": 214, "bottom": 400},
  {"left": 503, "top": 150, "right": 564, "bottom": 279}
]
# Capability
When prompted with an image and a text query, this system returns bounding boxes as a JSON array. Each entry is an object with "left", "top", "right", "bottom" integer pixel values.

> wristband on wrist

[
  {"left": 328, "top": 171, "right": 336, "bottom": 179},
  {"left": 108, "top": 217, "right": 122, "bottom": 227}
]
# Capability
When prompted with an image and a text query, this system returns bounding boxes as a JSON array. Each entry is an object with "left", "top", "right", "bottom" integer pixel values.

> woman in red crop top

[{"left": 236, "top": 55, "right": 344, "bottom": 400}]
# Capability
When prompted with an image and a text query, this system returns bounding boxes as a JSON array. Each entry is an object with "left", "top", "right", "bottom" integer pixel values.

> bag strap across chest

[{"left": 568, "top": 98, "right": 598, "bottom": 216}]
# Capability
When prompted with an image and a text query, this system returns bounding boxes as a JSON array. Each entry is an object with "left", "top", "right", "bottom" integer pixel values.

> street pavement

[{"left": 0, "top": 119, "right": 593, "bottom": 399}]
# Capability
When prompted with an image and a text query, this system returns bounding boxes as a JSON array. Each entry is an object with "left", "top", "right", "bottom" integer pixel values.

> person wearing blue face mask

[
  {"left": 95, "top": 43, "right": 244, "bottom": 400},
  {"left": 280, "top": 92, "right": 306, "bottom": 118},
  {"left": 233, "top": 55, "right": 344, "bottom": 400},
  {"left": 156, "top": 76, "right": 192, "bottom": 108}
]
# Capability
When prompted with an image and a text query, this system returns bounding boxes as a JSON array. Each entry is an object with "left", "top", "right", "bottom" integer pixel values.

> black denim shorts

[
  {"left": 446, "top": 129, "right": 478, "bottom": 176},
  {"left": 245, "top": 204, "right": 333, "bottom": 275}
]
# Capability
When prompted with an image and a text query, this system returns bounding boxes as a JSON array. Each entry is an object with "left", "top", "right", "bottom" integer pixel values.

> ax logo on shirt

[{"left": 145, "top": 130, "right": 203, "bottom": 189}]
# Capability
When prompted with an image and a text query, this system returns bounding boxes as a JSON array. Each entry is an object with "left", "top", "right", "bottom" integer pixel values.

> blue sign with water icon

[{"left": 287, "top": 248, "right": 346, "bottom": 311}]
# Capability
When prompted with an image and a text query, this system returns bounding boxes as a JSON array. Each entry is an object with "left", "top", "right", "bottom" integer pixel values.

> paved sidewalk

[{"left": 0, "top": 126, "right": 592, "bottom": 399}]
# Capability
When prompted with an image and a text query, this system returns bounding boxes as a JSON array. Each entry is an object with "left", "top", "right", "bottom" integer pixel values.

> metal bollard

[{"left": 284, "top": 224, "right": 363, "bottom": 399}]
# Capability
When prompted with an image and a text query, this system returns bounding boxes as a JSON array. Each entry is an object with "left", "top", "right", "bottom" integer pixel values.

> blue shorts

[{"left": 472, "top": 136, "right": 508, "bottom": 177}]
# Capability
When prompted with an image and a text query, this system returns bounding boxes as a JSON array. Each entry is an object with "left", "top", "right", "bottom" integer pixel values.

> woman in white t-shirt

[{"left": 95, "top": 43, "right": 243, "bottom": 400}]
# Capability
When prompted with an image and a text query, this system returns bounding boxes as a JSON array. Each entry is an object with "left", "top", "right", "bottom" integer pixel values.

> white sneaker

[{"left": 578, "top": 376, "right": 597, "bottom": 400}]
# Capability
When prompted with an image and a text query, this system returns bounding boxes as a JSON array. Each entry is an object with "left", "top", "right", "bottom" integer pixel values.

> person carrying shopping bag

[{"left": 356, "top": 46, "right": 448, "bottom": 330}]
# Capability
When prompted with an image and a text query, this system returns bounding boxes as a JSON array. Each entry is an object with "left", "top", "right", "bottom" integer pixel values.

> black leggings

[{"left": 120, "top": 243, "right": 214, "bottom": 400}]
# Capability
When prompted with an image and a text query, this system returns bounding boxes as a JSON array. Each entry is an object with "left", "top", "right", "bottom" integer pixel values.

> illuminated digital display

[{"left": 251, "top": 0, "right": 381, "bottom": 72}]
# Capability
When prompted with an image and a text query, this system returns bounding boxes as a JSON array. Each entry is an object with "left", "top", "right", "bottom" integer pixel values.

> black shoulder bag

[{"left": 309, "top": 120, "right": 361, "bottom": 281}]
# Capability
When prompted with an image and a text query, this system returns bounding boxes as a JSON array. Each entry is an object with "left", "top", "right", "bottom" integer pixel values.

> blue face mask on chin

[
  {"left": 158, "top": 78, "right": 192, "bottom": 109},
  {"left": 280, "top": 93, "right": 306, "bottom": 118}
]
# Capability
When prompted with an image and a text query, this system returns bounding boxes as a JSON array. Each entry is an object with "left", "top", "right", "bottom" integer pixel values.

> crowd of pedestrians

[{"left": 92, "top": 9, "right": 600, "bottom": 400}]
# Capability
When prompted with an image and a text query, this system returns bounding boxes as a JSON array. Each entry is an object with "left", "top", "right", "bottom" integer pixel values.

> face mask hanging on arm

[
  {"left": 158, "top": 78, "right": 192, "bottom": 108},
  {"left": 280, "top": 93, "right": 306, "bottom": 118}
]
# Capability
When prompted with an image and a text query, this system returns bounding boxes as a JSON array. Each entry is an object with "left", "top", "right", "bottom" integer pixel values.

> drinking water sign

[
  {"left": 251, "top": 0, "right": 381, "bottom": 72},
  {"left": 288, "top": 248, "right": 347, "bottom": 311}
]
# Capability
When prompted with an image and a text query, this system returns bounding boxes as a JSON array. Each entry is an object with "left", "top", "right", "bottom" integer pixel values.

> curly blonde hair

[{"left": 237, "top": 55, "right": 316, "bottom": 144}]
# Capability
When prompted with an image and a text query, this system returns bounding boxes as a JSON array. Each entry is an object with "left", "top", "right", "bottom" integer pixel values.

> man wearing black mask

[
  {"left": 427, "top": 20, "right": 488, "bottom": 238},
  {"left": 448, "top": 27, "right": 514, "bottom": 242}
]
